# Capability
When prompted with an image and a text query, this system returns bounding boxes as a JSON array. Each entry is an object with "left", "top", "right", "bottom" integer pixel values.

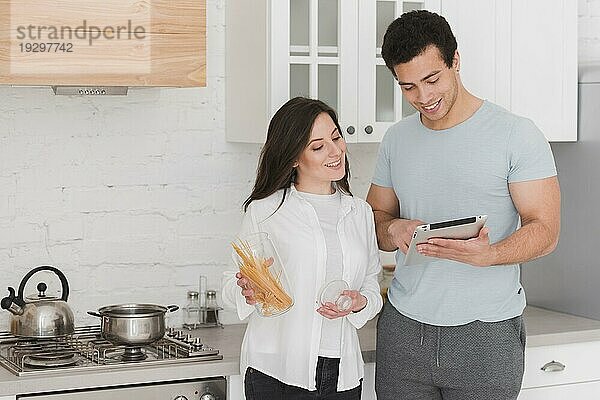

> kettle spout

[{"left": 1, "top": 287, "right": 25, "bottom": 316}]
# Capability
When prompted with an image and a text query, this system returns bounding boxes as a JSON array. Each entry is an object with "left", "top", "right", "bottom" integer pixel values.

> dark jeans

[{"left": 244, "top": 357, "right": 362, "bottom": 400}]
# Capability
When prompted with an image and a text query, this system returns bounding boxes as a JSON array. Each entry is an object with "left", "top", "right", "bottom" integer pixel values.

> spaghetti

[{"left": 232, "top": 239, "right": 293, "bottom": 316}]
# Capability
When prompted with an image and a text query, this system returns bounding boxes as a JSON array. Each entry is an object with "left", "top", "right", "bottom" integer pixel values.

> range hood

[{"left": 51, "top": 86, "right": 128, "bottom": 96}]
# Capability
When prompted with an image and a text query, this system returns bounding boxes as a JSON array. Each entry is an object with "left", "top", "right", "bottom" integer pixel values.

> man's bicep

[
  {"left": 509, "top": 176, "right": 560, "bottom": 226},
  {"left": 366, "top": 184, "right": 399, "bottom": 217}
]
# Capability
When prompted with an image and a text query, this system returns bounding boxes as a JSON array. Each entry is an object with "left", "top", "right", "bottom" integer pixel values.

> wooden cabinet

[
  {"left": 0, "top": 0, "right": 206, "bottom": 87},
  {"left": 441, "top": 0, "right": 577, "bottom": 142},
  {"left": 226, "top": 0, "right": 439, "bottom": 143}
]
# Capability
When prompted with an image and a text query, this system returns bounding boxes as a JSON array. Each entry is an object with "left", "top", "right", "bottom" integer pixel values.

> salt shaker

[{"left": 183, "top": 290, "right": 201, "bottom": 329}]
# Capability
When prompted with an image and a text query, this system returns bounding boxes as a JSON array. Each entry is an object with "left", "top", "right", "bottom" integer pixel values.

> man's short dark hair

[{"left": 381, "top": 10, "right": 457, "bottom": 76}]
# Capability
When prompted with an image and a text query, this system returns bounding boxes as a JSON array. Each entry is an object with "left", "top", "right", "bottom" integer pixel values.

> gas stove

[{"left": 0, "top": 326, "right": 222, "bottom": 376}]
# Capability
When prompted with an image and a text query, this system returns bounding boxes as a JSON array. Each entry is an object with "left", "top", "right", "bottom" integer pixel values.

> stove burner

[
  {"left": 24, "top": 353, "right": 79, "bottom": 368},
  {"left": 121, "top": 347, "right": 147, "bottom": 361},
  {"left": 0, "top": 326, "right": 222, "bottom": 376}
]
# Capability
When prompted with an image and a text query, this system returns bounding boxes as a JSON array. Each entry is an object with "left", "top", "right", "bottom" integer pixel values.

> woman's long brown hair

[{"left": 243, "top": 97, "right": 352, "bottom": 212}]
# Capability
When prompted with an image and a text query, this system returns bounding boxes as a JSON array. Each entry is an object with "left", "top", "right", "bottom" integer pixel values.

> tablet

[{"left": 403, "top": 215, "right": 488, "bottom": 266}]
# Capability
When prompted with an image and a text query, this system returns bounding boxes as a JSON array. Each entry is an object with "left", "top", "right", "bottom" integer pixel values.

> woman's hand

[
  {"left": 316, "top": 290, "right": 367, "bottom": 319},
  {"left": 236, "top": 272, "right": 257, "bottom": 305}
]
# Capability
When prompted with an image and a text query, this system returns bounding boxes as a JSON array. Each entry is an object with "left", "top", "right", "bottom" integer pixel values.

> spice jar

[{"left": 205, "top": 290, "right": 219, "bottom": 325}]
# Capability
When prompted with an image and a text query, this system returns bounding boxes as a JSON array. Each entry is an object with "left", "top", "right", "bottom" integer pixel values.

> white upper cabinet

[
  {"left": 357, "top": 0, "right": 441, "bottom": 143},
  {"left": 226, "top": 0, "right": 438, "bottom": 143},
  {"left": 441, "top": 0, "right": 577, "bottom": 142},
  {"left": 226, "top": 0, "right": 576, "bottom": 143}
]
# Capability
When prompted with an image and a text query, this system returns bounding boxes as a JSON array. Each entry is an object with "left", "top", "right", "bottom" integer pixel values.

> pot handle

[
  {"left": 87, "top": 311, "right": 102, "bottom": 318},
  {"left": 166, "top": 305, "right": 179, "bottom": 313},
  {"left": 17, "top": 265, "right": 70, "bottom": 302}
]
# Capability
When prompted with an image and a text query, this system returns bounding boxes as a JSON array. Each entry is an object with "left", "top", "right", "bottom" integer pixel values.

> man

[{"left": 367, "top": 10, "right": 560, "bottom": 400}]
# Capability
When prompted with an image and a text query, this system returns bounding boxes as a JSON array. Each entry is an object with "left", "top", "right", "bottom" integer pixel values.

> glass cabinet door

[
  {"left": 271, "top": 0, "right": 357, "bottom": 141},
  {"left": 357, "top": 0, "right": 440, "bottom": 142},
  {"left": 270, "top": 0, "right": 441, "bottom": 144}
]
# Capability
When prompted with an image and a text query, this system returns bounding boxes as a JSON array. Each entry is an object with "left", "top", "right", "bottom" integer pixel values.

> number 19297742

[{"left": 19, "top": 42, "right": 73, "bottom": 53}]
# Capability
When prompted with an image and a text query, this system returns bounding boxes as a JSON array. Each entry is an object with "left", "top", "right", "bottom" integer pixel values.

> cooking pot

[
  {"left": 88, "top": 304, "right": 179, "bottom": 345},
  {"left": 1, "top": 265, "right": 75, "bottom": 338}
]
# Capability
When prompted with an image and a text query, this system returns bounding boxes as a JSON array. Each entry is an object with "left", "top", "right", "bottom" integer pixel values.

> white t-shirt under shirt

[{"left": 298, "top": 189, "right": 344, "bottom": 357}]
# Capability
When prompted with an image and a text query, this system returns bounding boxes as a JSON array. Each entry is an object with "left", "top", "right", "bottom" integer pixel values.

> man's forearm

[
  {"left": 373, "top": 210, "right": 400, "bottom": 251},
  {"left": 488, "top": 220, "right": 559, "bottom": 265}
]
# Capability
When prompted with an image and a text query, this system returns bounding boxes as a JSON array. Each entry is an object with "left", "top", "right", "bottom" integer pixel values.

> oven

[{"left": 16, "top": 377, "right": 227, "bottom": 400}]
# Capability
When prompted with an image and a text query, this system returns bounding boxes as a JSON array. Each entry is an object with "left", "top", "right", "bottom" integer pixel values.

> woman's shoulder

[{"left": 245, "top": 189, "right": 289, "bottom": 217}]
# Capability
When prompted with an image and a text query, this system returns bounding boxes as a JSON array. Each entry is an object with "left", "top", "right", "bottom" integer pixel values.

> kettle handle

[{"left": 17, "top": 265, "right": 70, "bottom": 302}]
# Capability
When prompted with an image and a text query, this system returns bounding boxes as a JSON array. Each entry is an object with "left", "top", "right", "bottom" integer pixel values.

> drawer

[
  {"left": 518, "top": 380, "right": 600, "bottom": 399},
  {"left": 522, "top": 341, "right": 600, "bottom": 389}
]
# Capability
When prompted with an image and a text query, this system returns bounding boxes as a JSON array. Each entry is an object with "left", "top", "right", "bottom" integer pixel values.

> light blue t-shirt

[{"left": 372, "top": 101, "right": 557, "bottom": 326}]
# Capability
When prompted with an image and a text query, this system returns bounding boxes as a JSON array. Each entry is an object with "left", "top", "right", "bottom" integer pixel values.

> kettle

[{"left": 1, "top": 265, "right": 75, "bottom": 338}]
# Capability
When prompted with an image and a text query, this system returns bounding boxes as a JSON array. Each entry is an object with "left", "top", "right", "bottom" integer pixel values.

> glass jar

[
  {"left": 183, "top": 290, "right": 201, "bottom": 329},
  {"left": 232, "top": 232, "right": 294, "bottom": 317},
  {"left": 318, "top": 280, "right": 352, "bottom": 312}
]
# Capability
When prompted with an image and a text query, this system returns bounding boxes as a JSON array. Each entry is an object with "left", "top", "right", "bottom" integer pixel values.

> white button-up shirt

[{"left": 222, "top": 186, "right": 382, "bottom": 391}]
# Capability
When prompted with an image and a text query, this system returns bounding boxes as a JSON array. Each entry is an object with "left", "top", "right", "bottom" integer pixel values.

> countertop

[{"left": 2, "top": 306, "right": 600, "bottom": 396}]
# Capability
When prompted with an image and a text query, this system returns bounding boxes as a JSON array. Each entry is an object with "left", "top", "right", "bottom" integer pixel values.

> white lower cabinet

[
  {"left": 228, "top": 374, "right": 243, "bottom": 400},
  {"left": 518, "top": 381, "right": 600, "bottom": 399},
  {"left": 518, "top": 340, "right": 600, "bottom": 399},
  {"left": 362, "top": 362, "right": 377, "bottom": 400},
  {"left": 228, "top": 341, "right": 600, "bottom": 398}
]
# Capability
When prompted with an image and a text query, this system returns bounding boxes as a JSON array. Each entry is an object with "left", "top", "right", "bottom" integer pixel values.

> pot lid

[{"left": 97, "top": 303, "right": 168, "bottom": 318}]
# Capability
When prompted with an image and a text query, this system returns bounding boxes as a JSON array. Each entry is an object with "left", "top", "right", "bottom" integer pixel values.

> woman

[{"left": 222, "top": 97, "right": 382, "bottom": 399}]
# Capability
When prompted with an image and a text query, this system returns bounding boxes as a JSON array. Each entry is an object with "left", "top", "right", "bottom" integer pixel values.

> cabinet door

[
  {"left": 228, "top": 374, "right": 244, "bottom": 399},
  {"left": 0, "top": 0, "right": 205, "bottom": 87},
  {"left": 522, "top": 341, "right": 600, "bottom": 389},
  {"left": 518, "top": 380, "right": 600, "bottom": 400},
  {"left": 357, "top": 0, "right": 405, "bottom": 143},
  {"left": 441, "top": 0, "right": 511, "bottom": 109},
  {"left": 510, "top": 0, "right": 577, "bottom": 142},
  {"left": 357, "top": 0, "right": 442, "bottom": 143},
  {"left": 442, "top": 0, "right": 576, "bottom": 142},
  {"left": 361, "top": 362, "right": 377, "bottom": 400},
  {"left": 276, "top": 0, "right": 356, "bottom": 139}
]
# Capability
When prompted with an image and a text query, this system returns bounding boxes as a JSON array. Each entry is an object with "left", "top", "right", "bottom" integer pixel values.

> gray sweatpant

[{"left": 375, "top": 302, "right": 526, "bottom": 400}]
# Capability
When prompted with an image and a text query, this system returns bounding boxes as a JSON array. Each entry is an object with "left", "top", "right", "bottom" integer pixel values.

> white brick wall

[
  {"left": 0, "top": 0, "right": 378, "bottom": 329},
  {"left": 0, "top": 1, "right": 597, "bottom": 330}
]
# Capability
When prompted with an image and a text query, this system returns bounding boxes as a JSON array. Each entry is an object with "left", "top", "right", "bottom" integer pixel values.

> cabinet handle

[
  {"left": 364, "top": 125, "right": 373, "bottom": 134},
  {"left": 346, "top": 126, "right": 355, "bottom": 135},
  {"left": 541, "top": 360, "right": 566, "bottom": 372}
]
